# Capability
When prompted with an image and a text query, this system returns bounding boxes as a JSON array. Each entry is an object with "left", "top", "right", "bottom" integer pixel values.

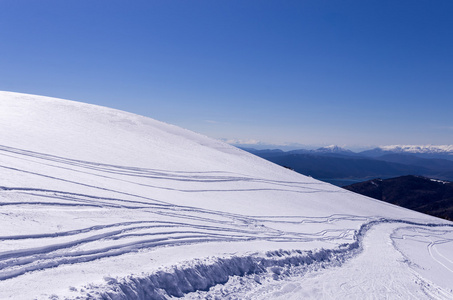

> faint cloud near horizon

[
  {"left": 220, "top": 138, "right": 262, "bottom": 145},
  {"left": 219, "top": 138, "right": 320, "bottom": 151}
]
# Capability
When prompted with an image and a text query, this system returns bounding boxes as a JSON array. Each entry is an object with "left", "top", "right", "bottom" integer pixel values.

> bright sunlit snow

[{"left": 0, "top": 91, "right": 452, "bottom": 299}]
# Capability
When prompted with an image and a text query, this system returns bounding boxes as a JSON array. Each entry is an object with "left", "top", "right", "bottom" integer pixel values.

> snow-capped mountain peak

[
  {"left": 314, "top": 145, "right": 353, "bottom": 153},
  {"left": 378, "top": 144, "right": 453, "bottom": 154},
  {"left": 360, "top": 144, "right": 453, "bottom": 158}
]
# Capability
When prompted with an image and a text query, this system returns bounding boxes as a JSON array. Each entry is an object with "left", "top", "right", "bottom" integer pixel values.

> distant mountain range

[
  {"left": 343, "top": 175, "right": 453, "bottom": 221},
  {"left": 360, "top": 145, "right": 453, "bottom": 159},
  {"left": 242, "top": 145, "right": 356, "bottom": 157},
  {"left": 242, "top": 145, "right": 453, "bottom": 185},
  {"left": 244, "top": 144, "right": 453, "bottom": 157}
]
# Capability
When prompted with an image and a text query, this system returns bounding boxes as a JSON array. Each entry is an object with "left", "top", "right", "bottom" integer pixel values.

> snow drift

[{"left": 0, "top": 91, "right": 452, "bottom": 299}]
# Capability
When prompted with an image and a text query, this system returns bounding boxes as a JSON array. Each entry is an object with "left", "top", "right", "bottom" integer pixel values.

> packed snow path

[
  {"left": 0, "top": 92, "right": 452, "bottom": 299},
  {"left": 194, "top": 222, "right": 453, "bottom": 300}
]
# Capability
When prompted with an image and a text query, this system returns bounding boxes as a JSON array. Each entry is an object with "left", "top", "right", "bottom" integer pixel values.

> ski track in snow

[
  {"left": 77, "top": 220, "right": 453, "bottom": 300},
  {"left": 1, "top": 144, "right": 453, "bottom": 299},
  {"left": 0, "top": 146, "right": 357, "bottom": 278}
]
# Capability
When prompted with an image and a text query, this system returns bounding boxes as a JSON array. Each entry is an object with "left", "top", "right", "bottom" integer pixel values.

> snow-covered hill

[{"left": 1, "top": 91, "right": 452, "bottom": 299}]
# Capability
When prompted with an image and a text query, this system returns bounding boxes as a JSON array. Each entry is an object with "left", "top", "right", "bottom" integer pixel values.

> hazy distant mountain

[
  {"left": 256, "top": 153, "right": 431, "bottom": 183},
  {"left": 243, "top": 147, "right": 453, "bottom": 185},
  {"left": 287, "top": 145, "right": 358, "bottom": 157},
  {"left": 313, "top": 145, "right": 355, "bottom": 154},
  {"left": 243, "top": 144, "right": 453, "bottom": 160},
  {"left": 343, "top": 175, "right": 453, "bottom": 221},
  {"left": 243, "top": 147, "right": 338, "bottom": 155},
  {"left": 244, "top": 145, "right": 359, "bottom": 157},
  {"left": 285, "top": 148, "right": 312, "bottom": 155}
]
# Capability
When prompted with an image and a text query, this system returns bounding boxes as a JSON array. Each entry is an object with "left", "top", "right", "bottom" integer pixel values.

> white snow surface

[{"left": 0, "top": 91, "right": 452, "bottom": 299}]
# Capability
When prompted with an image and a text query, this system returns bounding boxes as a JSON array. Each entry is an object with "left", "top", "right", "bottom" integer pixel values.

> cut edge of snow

[{"left": 70, "top": 219, "right": 451, "bottom": 300}]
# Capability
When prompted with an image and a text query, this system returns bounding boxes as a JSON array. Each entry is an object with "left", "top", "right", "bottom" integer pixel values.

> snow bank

[
  {"left": 80, "top": 248, "right": 351, "bottom": 299},
  {"left": 80, "top": 218, "right": 452, "bottom": 299}
]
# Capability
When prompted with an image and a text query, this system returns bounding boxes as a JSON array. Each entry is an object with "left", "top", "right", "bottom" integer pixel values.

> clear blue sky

[{"left": 1, "top": 1, "right": 452, "bottom": 150}]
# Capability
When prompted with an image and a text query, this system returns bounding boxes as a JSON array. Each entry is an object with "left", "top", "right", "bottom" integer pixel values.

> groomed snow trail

[
  {"left": 0, "top": 92, "right": 452, "bottom": 299},
  {"left": 80, "top": 220, "right": 453, "bottom": 300},
  {"left": 194, "top": 222, "right": 453, "bottom": 300}
]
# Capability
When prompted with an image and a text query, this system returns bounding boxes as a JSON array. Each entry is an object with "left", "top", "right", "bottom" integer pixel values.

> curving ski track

[
  {"left": 1, "top": 144, "right": 453, "bottom": 299},
  {"left": 69, "top": 220, "right": 453, "bottom": 299}
]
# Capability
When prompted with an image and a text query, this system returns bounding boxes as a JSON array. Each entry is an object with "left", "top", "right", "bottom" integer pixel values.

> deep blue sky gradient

[{"left": 1, "top": 1, "right": 452, "bottom": 149}]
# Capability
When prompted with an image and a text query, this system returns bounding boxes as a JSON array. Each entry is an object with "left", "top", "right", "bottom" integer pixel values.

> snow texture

[{"left": 0, "top": 91, "right": 452, "bottom": 299}]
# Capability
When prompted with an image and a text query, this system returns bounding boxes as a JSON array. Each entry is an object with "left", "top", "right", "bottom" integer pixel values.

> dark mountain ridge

[
  {"left": 264, "top": 154, "right": 429, "bottom": 180},
  {"left": 343, "top": 175, "right": 453, "bottom": 221}
]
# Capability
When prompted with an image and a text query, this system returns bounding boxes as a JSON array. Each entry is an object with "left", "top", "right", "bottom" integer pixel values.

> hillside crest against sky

[
  {"left": 1, "top": 1, "right": 452, "bottom": 147},
  {"left": 0, "top": 92, "right": 452, "bottom": 299}
]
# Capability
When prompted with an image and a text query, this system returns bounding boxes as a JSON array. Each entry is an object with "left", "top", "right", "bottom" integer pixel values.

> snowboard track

[{"left": 80, "top": 220, "right": 453, "bottom": 300}]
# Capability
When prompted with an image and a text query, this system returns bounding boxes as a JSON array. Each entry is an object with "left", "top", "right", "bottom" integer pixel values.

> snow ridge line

[
  {"left": 78, "top": 218, "right": 451, "bottom": 300},
  {"left": 81, "top": 247, "right": 354, "bottom": 300}
]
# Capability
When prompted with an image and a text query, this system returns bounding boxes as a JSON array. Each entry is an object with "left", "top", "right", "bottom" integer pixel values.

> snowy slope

[{"left": 0, "top": 91, "right": 452, "bottom": 299}]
